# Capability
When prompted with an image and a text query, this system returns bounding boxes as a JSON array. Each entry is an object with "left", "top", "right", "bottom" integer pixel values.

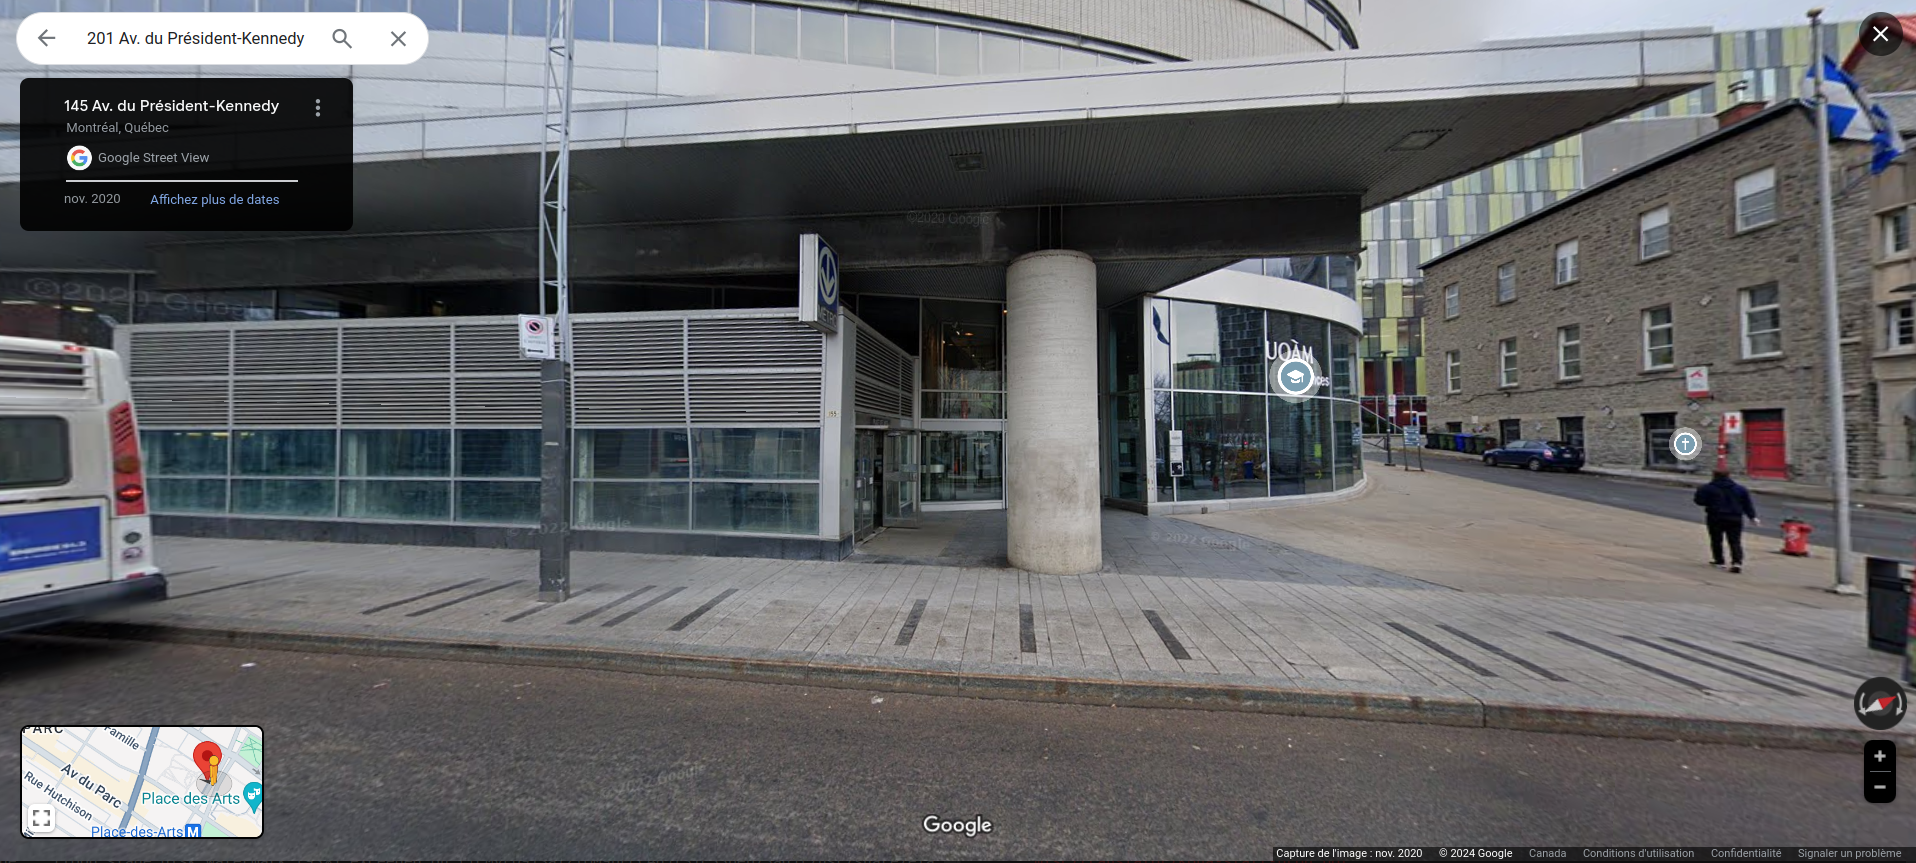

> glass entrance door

[
  {"left": 854, "top": 430, "right": 879, "bottom": 540},
  {"left": 882, "top": 431, "right": 921, "bottom": 527}
]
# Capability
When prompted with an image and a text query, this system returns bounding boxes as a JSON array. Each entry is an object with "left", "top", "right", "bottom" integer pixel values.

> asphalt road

[
  {"left": 2, "top": 637, "right": 1907, "bottom": 860},
  {"left": 1376, "top": 450, "right": 1916, "bottom": 560}
]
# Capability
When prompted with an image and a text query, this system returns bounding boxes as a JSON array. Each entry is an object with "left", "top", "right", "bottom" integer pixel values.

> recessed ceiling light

[
  {"left": 1389, "top": 130, "right": 1449, "bottom": 151},
  {"left": 951, "top": 152, "right": 985, "bottom": 172}
]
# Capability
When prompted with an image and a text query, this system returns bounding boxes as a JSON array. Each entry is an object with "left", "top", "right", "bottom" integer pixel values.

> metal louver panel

[
  {"left": 233, "top": 379, "right": 338, "bottom": 424},
  {"left": 344, "top": 326, "right": 451, "bottom": 374},
  {"left": 574, "top": 320, "right": 684, "bottom": 370},
  {"left": 454, "top": 323, "right": 528, "bottom": 373},
  {"left": 853, "top": 378, "right": 896, "bottom": 418},
  {"left": 343, "top": 378, "right": 451, "bottom": 424},
  {"left": 235, "top": 330, "right": 338, "bottom": 375},
  {"left": 129, "top": 331, "right": 229, "bottom": 377},
  {"left": 897, "top": 354, "right": 915, "bottom": 417},
  {"left": 131, "top": 379, "right": 229, "bottom": 425},
  {"left": 851, "top": 324, "right": 915, "bottom": 420},
  {"left": 0, "top": 348, "right": 89, "bottom": 390},
  {"left": 690, "top": 372, "right": 820, "bottom": 423},
  {"left": 688, "top": 318, "right": 821, "bottom": 367},
  {"left": 455, "top": 376, "right": 541, "bottom": 424},
  {"left": 575, "top": 375, "right": 687, "bottom": 424}
]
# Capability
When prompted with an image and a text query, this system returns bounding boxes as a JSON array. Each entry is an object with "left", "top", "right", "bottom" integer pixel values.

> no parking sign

[{"left": 518, "top": 314, "right": 556, "bottom": 360}]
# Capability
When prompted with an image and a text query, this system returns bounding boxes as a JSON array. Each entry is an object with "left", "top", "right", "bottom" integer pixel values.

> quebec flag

[{"left": 1803, "top": 55, "right": 1907, "bottom": 174}]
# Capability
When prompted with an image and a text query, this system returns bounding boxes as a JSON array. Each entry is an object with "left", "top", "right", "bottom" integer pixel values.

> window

[
  {"left": 1445, "top": 350, "right": 1461, "bottom": 393},
  {"left": 1443, "top": 283, "right": 1459, "bottom": 319},
  {"left": 661, "top": 0, "right": 705, "bottom": 48},
  {"left": 694, "top": 429, "right": 819, "bottom": 480},
  {"left": 847, "top": 15, "right": 891, "bottom": 67},
  {"left": 0, "top": 417, "right": 69, "bottom": 489},
  {"left": 1557, "top": 325, "right": 1582, "bottom": 380},
  {"left": 937, "top": 27, "right": 979, "bottom": 76},
  {"left": 1886, "top": 208, "right": 1911, "bottom": 257},
  {"left": 754, "top": 4, "right": 797, "bottom": 57},
  {"left": 1734, "top": 167, "right": 1777, "bottom": 231},
  {"left": 341, "top": 430, "right": 450, "bottom": 477},
  {"left": 1644, "top": 412, "right": 1679, "bottom": 466},
  {"left": 1555, "top": 239, "right": 1580, "bottom": 285},
  {"left": 707, "top": 0, "right": 753, "bottom": 52},
  {"left": 1558, "top": 416, "right": 1585, "bottom": 448},
  {"left": 1496, "top": 263, "right": 1516, "bottom": 303},
  {"left": 1888, "top": 301, "right": 1916, "bottom": 349},
  {"left": 1643, "top": 306, "right": 1675, "bottom": 369},
  {"left": 1740, "top": 284, "right": 1782, "bottom": 358},
  {"left": 893, "top": 20, "right": 935, "bottom": 73},
  {"left": 234, "top": 430, "right": 335, "bottom": 476},
  {"left": 612, "top": 0, "right": 659, "bottom": 44},
  {"left": 1640, "top": 206, "right": 1671, "bottom": 259},
  {"left": 1498, "top": 338, "right": 1518, "bottom": 387},
  {"left": 798, "top": 9, "right": 845, "bottom": 63}
]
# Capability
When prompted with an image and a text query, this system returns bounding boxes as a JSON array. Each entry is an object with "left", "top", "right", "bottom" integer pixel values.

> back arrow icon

[{"left": 38, "top": 30, "right": 53, "bottom": 46}]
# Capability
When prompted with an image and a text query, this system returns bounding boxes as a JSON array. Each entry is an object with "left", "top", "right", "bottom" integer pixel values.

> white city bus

[{"left": 0, "top": 335, "right": 166, "bottom": 633}]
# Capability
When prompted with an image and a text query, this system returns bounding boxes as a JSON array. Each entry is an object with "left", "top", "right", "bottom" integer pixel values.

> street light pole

[
  {"left": 536, "top": 0, "right": 576, "bottom": 603},
  {"left": 1810, "top": 7, "right": 1861, "bottom": 596}
]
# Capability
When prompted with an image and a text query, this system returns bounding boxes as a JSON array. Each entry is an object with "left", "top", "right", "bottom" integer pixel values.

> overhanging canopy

[{"left": 3, "top": 27, "right": 1714, "bottom": 302}]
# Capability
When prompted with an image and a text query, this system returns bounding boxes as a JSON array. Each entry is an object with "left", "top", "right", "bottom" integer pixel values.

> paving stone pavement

[
  {"left": 855, "top": 509, "right": 1435, "bottom": 589},
  {"left": 108, "top": 531, "right": 1905, "bottom": 734}
]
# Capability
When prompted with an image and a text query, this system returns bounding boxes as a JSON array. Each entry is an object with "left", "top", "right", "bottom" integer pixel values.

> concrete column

[{"left": 1005, "top": 249, "right": 1101, "bottom": 575}]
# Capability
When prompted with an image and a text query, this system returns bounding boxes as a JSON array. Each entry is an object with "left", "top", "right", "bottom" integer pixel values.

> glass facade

[
  {"left": 1130, "top": 297, "right": 1362, "bottom": 505},
  {"left": 144, "top": 424, "right": 820, "bottom": 534}
]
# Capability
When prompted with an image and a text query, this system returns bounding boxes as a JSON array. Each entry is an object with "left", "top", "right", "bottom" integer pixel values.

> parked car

[{"left": 1482, "top": 439, "right": 1585, "bottom": 472}]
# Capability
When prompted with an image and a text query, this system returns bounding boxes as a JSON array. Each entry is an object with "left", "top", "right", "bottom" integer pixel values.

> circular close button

[{"left": 1864, "top": 12, "right": 1906, "bottom": 58}]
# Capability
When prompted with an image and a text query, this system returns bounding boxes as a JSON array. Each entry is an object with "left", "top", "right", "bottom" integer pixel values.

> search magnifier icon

[{"left": 333, "top": 29, "right": 352, "bottom": 49}]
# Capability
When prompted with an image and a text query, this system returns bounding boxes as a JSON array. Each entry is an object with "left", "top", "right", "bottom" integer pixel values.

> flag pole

[{"left": 1810, "top": 7, "right": 1861, "bottom": 596}]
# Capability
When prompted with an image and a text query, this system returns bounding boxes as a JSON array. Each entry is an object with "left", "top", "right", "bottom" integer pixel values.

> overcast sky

[{"left": 1362, "top": 0, "right": 1887, "bottom": 50}]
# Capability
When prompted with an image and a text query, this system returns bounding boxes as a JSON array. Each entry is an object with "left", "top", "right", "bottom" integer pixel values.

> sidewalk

[{"left": 50, "top": 464, "right": 1910, "bottom": 753}]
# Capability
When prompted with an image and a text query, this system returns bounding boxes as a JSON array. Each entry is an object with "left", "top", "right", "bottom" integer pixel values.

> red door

[{"left": 1744, "top": 410, "right": 1788, "bottom": 480}]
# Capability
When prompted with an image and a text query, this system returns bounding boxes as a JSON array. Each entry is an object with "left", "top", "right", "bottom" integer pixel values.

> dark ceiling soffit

[{"left": 151, "top": 195, "right": 1361, "bottom": 291}]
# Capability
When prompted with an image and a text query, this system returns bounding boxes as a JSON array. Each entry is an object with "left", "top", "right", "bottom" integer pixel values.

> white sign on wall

[
  {"left": 1685, "top": 366, "right": 1711, "bottom": 398},
  {"left": 798, "top": 233, "right": 840, "bottom": 334},
  {"left": 1167, "top": 429, "right": 1185, "bottom": 477},
  {"left": 517, "top": 314, "right": 556, "bottom": 360},
  {"left": 1721, "top": 411, "right": 1744, "bottom": 436}
]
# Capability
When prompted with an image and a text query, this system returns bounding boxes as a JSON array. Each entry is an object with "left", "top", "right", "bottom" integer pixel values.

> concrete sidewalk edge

[{"left": 48, "top": 619, "right": 1916, "bottom": 755}]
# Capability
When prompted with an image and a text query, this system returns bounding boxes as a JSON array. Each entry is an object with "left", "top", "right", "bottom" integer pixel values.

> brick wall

[{"left": 1422, "top": 107, "right": 1879, "bottom": 485}]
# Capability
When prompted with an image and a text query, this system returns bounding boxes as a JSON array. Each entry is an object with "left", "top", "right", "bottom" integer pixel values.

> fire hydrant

[{"left": 1779, "top": 518, "right": 1813, "bottom": 557}]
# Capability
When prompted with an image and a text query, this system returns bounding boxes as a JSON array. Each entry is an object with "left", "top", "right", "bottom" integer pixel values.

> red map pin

[{"left": 193, "top": 741, "right": 222, "bottom": 784}]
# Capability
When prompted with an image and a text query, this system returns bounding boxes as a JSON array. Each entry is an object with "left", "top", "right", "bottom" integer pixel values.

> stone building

[
  {"left": 1855, "top": 22, "right": 1916, "bottom": 494},
  {"left": 1420, "top": 96, "right": 1888, "bottom": 487}
]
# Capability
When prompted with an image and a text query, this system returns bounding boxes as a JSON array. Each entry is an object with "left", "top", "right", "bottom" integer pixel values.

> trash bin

[{"left": 1866, "top": 556, "right": 1911, "bottom": 654}]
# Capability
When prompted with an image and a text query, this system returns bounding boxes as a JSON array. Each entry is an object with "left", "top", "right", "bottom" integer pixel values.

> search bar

[{"left": 16, "top": 13, "right": 428, "bottom": 65}]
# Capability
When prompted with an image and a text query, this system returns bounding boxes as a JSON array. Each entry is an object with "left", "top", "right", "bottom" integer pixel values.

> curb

[{"left": 47, "top": 619, "right": 1915, "bottom": 755}]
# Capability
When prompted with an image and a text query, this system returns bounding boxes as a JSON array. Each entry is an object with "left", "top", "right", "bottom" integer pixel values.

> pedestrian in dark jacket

[{"left": 1693, "top": 471, "right": 1760, "bottom": 572}]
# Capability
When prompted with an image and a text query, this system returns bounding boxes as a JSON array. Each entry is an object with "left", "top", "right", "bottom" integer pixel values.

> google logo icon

[{"left": 67, "top": 145, "right": 91, "bottom": 171}]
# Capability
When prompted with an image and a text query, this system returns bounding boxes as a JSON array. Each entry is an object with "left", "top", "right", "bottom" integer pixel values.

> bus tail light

[{"left": 108, "top": 401, "right": 147, "bottom": 517}]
